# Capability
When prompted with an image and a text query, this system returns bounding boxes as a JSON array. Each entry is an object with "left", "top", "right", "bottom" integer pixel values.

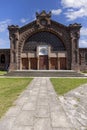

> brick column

[
  {"left": 8, "top": 37, "right": 15, "bottom": 71},
  {"left": 8, "top": 25, "right": 19, "bottom": 71},
  {"left": 71, "top": 37, "right": 80, "bottom": 71},
  {"left": 15, "top": 34, "right": 19, "bottom": 70},
  {"left": 69, "top": 23, "right": 82, "bottom": 71}
]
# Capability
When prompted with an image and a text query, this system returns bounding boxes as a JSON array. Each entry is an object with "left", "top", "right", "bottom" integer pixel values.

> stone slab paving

[
  {"left": 59, "top": 84, "right": 87, "bottom": 130},
  {"left": 0, "top": 78, "right": 75, "bottom": 130}
]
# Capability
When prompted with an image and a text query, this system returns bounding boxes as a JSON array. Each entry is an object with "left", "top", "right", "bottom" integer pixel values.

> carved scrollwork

[
  {"left": 70, "top": 31, "right": 80, "bottom": 39},
  {"left": 36, "top": 10, "right": 51, "bottom": 27},
  {"left": 9, "top": 33, "right": 19, "bottom": 41}
]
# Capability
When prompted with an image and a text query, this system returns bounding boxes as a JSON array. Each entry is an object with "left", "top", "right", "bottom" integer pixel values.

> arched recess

[
  {"left": 18, "top": 28, "right": 67, "bottom": 54},
  {"left": 1, "top": 54, "right": 5, "bottom": 64},
  {"left": 18, "top": 28, "right": 68, "bottom": 70},
  {"left": 23, "top": 31, "right": 66, "bottom": 52}
]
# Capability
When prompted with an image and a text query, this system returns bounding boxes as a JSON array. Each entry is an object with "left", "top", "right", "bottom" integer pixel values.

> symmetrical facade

[{"left": 0, "top": 11, "right": 87, "bottom": 71}]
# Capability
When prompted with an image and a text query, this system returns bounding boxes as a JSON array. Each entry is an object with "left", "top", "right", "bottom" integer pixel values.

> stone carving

[
  {"left": 36, "top": 10, "right": 51, "bottom": 27},
  {"left": 69, "top": 23, "right": 82, "bottom": 39}
]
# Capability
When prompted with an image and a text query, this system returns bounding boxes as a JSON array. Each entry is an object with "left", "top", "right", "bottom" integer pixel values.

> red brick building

[{"left": 0, "top": 11, "right": 87, "bottom": 71}]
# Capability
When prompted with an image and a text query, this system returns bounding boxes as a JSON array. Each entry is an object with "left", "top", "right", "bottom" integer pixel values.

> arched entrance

[
  {"left": 21, "top": 31, "right": 67, "bottom": 70},
  {"left": 39, "top": 45, "right": 48, "bottom": 70}
]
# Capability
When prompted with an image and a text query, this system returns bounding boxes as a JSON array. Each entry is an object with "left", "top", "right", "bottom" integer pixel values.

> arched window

[
  {"left": 85, "top": 53, "right": 87, "bottom": 65},
  {"left": 23, "top": 31, "right": 66, "bottom": 52},
  {"left": 1, "top": 54, "right": 5, "bottom": 64}
]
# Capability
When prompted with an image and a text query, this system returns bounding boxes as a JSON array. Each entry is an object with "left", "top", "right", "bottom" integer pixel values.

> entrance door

[
  {"left": 30, "top": 58, "right": 37, "bottom": 69},
  {"left": 50, "top": 58, "right": 57, "bottom": 69},
  {"left": 39, "top": 56, "right": 48, "bottom": 70},
  {"left": 22, "top": 58, "right": 28, "bottom": 69},
  {"left": 60, "top": 58, "right": 66, "bottom": 70}
]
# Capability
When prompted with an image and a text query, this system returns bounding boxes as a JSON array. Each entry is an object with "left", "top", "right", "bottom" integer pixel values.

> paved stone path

[{"left": 0, "top": 78, "right": 74, "bottom": 130}]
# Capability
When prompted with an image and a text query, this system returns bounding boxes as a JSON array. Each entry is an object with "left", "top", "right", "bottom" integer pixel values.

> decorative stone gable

[
  {"left": 36, "top": 10, "right": 51, "bottom": 27},
  {"left": 69, "top": 23, "right": 81, "bottom": 39},
  {"left": 8, "top": 25, "right": 19, "bottom": 70}
]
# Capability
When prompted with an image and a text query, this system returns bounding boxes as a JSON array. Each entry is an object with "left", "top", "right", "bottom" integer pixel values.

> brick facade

[{"left": 0, "top": 11, "right": 87, "bottom": 71}]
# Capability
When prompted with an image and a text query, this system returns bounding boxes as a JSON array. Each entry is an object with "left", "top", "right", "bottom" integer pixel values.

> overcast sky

[{"left": 0, "top": 0, "right": 87, "bottom": 48}]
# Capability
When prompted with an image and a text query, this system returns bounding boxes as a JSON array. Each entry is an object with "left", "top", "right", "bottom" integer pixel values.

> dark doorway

[
  {"left": 60, "top": 58, "right": 66, "bottom": 70},
  {"left": 50, "top": 58, "right": 57, "bottom": 69},
  {"left": 39, "top": 56, "right": 48, "bottom": 70},
  {"left": 22, "top": 58, "right": 28, "bottom": 69},
  {"left": 30, "top": 58, "right": 37, "bottom": 69}
]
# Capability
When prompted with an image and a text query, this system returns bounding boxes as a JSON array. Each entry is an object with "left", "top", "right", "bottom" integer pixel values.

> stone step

[{"left": 5, "top": 70, "right": 86, "bottom": 77}]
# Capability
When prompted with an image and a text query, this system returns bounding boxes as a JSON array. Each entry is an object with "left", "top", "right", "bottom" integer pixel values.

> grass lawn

[
  {"left": 0, "top": 78, "right": 33, "bottom": 118},
  {"left": 0, "top": 71, "right": 7, "bottom": 75},
  {"left": 50, "top": 78, "right": 87, "bottom": 95},
  {"left": 82, "top": 71, "right": 87, "bottom": 73}
]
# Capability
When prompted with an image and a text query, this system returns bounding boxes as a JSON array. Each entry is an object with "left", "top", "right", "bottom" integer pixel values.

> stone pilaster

[
  {"left": 69, "top": 23, "right": 82, "bottom": 71},
  {"left": 8, "top": 25, "right": 19, "bottom": 71}
]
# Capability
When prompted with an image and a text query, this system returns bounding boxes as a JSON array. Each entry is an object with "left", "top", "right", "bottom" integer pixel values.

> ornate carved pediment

[
  {"left": 69, "top": 23, "right": 82, "bottom": 39},
  {"left": 8, "top": 25, "right": 19, "bottom": 32},
  {"left": 36, "top": 10, "right": 51, "bottom": 19},
  {"left": 36, "top": 10, "right": 51, "bottom": 27},
  {"left": 8, "top": 25, "right": 19, "bottom": 40},
  {"left": 69, "top": 23, "right": 81, "bottom": 28}
]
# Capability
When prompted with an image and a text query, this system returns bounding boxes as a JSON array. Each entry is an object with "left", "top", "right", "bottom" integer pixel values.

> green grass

[
  {"left": 0, "top": 78, "right": 33, "bottom": 118},
  {"left": 50, "top": 78, "right": 87, "bottom": 95},
  {"left": 82, "top": 70, "right": 87, "bottom": 73},
  {"left": 0, "top": 71, "right": 7, "bottom": 75}
]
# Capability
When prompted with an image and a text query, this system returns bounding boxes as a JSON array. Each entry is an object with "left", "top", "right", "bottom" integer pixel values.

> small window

[
  {"left": 40, "top": 19, "right": 47, "bottom": 26},
  {"left": 1, "top": 54, "right": 5, "bottom": 64}
]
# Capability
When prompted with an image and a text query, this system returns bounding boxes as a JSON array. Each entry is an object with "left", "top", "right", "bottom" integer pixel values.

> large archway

[
  {"left": 21, "top": 31, "right": 67, "bottom": 70},
  {"left": 23, "top": 31, "right": 66, "bottom": 52}
]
